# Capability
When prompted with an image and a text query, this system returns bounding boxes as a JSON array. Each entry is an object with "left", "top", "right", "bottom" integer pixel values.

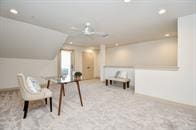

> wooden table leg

[
  {"left": 62, "top": 84, "right": 65, "bottom": 96},
  {"left": 76, "top": 81, "right": 83, "bottom": 107},
  {"left": 47, "top": 80, "right": 50, "bottom": 89},
  {"left": 58, "top": 84, "right": 64, "bottom": 116}
]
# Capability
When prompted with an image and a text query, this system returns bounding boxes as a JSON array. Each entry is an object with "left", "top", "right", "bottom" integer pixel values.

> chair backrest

[{"left": 17, "top": 73, "right": 32, "bottom": 100}]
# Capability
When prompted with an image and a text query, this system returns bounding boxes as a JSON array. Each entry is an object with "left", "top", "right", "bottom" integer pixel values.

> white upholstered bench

[{"left": 105, "top": 71, "right": 130, "bottom": 89}]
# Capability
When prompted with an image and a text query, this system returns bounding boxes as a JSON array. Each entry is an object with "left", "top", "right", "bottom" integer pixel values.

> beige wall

[
  {"left": 0, "top": 57, "right": 57, "bottom": 89},
  {"left": 0, "top": 45, "right": 100, "bottom": 89},
  {"left": 62, "top": 45, "right": 100, "bottom": 78},
  {"left": 63, "top": 45, "right": 84, "bottom": 73},
  {"left": 135, "top": 14, "right": 196, "bottom": 106},
  {"left": 106, "top": 37, "right": 177, "bottom": 67}
]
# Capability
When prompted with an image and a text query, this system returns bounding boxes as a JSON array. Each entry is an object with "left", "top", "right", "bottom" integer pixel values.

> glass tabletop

[{"left": 42, "top": 75, "right": 78, "bottom": 84}]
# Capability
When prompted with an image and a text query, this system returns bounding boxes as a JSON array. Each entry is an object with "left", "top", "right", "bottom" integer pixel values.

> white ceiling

[{"left": 0, "top": 0, "right": 196, "bottom": 47}]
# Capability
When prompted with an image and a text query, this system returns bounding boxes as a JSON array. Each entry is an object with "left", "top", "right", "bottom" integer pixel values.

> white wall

[
  {"left": 0, "top": 57, "right": 57, "bottom": 89},
  {"left": 93, "top": 50, "right": 100, "bottom": 78},
  {"left": 100, "top": 45, "right": 106, "bottom": 81},
  {"left": 135, "top": 14, "right": 196, "bottom": 106},
  {"left": 193, "top": 14, "right": 196, "bottom": 106},
  {"left": 106, "top": 37, "right": 177, "bottom": 66}
]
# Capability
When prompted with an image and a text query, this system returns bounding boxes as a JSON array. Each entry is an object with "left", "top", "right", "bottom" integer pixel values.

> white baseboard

[
  {"left": 0, "top": 83, "right": 51, "bottom": 92},
  {"left": 0, "top": 87, "right": 19, "bottom": 92},
  {"left": 135, "top": 93, "right": 196, "bottom": 107}
]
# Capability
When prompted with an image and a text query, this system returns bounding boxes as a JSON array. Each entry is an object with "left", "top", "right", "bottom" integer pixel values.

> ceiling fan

[{"left": 70, "top": 22, "right": 109, "bottom": 38}]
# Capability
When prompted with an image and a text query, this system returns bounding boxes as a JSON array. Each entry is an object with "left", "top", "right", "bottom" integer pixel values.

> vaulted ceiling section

[{"left": 0, "top": 0, "right": 195, "bottom": 59}]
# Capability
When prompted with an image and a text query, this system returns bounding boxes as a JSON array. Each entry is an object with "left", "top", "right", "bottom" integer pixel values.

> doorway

[
  {"left": 60, "top": 50, "right": 74, "bottom": 79},
  {"left": 82, "top": 51, "right": 94, "bottom": 80}
]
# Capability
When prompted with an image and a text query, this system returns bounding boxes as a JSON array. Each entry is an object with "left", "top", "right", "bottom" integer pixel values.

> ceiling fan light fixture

[
  {"left": 85, "top": 22, "right": 91, "bottom": 26},
  {"left": 124, "top": 0, "right": 131, "bottom": 3},
  {"left": 69, "top": 22, "right": 108, "bottom": 38},
  {"left": 10, "top": 9, "right": 18, "bottom": 14},
  {"left": 165, "top": 33, "right": 170, "bottom": 37},
  {"left": 70, "top": 26, "right": 77, "bottom": 30},
  {"left": 158, "top": 9, "right": 167, "bottom": 15}
]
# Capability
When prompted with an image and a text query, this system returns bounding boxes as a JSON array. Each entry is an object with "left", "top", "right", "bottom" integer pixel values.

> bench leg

[
  {"left": 123, "top": 82, "right": 126, "bottom": 89},
  {"left": 110, "top": 80, "right": 112, "bottom": 85},
  {"left": 127, "top": 81, "right": 130, "bottom": 88},
  {"left": 105, "top": 79, "right": 108, "bottom": 86}
]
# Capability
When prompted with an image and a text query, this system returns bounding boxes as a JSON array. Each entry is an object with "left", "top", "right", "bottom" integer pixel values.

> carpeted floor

[{"left": 0, "top": 79, "right": 196, "bottom": 130}]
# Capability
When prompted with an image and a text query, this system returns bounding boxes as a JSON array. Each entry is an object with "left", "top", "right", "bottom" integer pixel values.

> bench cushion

[{"left": 107, "top": 77, "right": 130, "bottom": 82}]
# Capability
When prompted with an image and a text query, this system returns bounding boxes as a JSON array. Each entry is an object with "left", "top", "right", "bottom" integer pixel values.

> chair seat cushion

[
  {"left": 27, "top": 88, "right": 52, "bottom": 101},
  {"left": 41, "top": 88, "right": 52, "bottom": 98},
  {"left": 26, "top": 77, "right": 41, "bottom": 93}
]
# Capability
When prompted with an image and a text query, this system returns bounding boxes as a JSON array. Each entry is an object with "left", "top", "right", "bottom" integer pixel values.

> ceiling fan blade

[
  {"left": 94, "top": 32, "right": 109, "bottom": 37},
  {"left": 69, "top": 33, "right": 85, "bottom": 38},
  {"left": 70, "top": 26, "right": 80, "bottom": 31}
]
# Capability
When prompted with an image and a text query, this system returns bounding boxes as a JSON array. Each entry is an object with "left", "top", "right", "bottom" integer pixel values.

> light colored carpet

[{"left": 0, "top": 80, "right": 196, "bottom": 130}]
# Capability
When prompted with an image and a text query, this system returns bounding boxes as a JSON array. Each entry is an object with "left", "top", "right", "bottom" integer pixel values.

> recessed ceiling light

[
  {"left": 70, "top": 26, "right": 77, "bottom": 30},
  {"left": 124, "top": 0, "right": 131, "bottom": 3},
  {"left": 158, "top": 9, "right": 166, "bottom": 15},
  {"left": 86, "top": 22, "right": 91, "bottom": 26},
  {"left": 115, "top": 43, "right": 119, "bottom": 46},
  {"left": 10, "top": 9, "right": 18, "bottom": 14},
  {"left": 165, "top": 33, "right": 170, "bottom": 37},
  {"left": 69, "top": 42, "right": 73, "bottom": 44},
  {"left": 86, "top": 49, "right": 93, "bottom": 53}
]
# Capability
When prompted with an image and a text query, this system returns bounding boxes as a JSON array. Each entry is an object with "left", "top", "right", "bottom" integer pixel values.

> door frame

[{"left": 57, "top": 49, "right": 75, "bottom": 77}]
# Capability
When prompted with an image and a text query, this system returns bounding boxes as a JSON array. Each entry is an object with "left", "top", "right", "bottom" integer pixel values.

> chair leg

[
  {"left": 23, "top": 101, "right": 29, "bottom": 119},
  {"left": 50, "top": 97, "right": 52, "bottom": 112},
  {"left": 45, "top": 98, "right": 47, "bottom": 104},
  {"left": 23, "top": 102, "right": 25, "bottom": 111}
]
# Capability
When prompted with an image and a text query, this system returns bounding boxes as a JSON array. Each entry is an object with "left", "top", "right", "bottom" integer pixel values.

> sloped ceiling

[
  {"left": 0, "top": 0, "right": 195, "bottom": 47},
  {"left": 0, "top": 0, "right": 195, "bottom": 60},
  {"left": 0, "top": 17, "right": 67, "bottom": 59}
]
